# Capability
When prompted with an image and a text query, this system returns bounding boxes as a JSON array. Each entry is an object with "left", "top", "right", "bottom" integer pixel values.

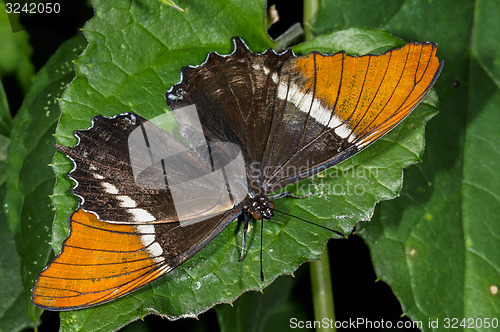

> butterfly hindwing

[{"left": 31, "top": 208, "right": 240, "bottom": 310}]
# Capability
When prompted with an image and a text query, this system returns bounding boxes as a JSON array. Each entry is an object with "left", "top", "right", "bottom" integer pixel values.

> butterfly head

[{"left": 247, "top": 196, "right": 275, "bottom": 220}]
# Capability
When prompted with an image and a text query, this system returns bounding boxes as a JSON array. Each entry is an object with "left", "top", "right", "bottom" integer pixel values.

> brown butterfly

[{"left": 32, "top": 38, "right": 442, "bottom": 310}]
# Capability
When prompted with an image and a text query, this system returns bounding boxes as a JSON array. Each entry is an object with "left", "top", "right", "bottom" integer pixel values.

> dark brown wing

[{"left": 58, "top": 113, "right": 223, "bottom": 223}]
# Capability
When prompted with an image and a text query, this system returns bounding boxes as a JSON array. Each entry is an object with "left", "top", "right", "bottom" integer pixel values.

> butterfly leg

[{"left": 239, "top": 212, "right": 251, "bottom": 261}]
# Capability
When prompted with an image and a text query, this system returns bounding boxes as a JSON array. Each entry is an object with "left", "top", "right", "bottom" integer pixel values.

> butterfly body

[
  {"left": 243, "top": 193, "right": 275, "bottom": 220},
  {"left": 31, "top": 37, "right": 442, "bottom": 310}
]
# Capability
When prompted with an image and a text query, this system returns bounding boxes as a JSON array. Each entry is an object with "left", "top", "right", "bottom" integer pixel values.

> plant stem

[
  {"left": 303, "top": 1, "right": 336, "bottom": 330},
  {"left": 303, "top": 0, "right": 318, "bottom": 41},
  {"left": 310, "top": 248, "right": 336, "bottom": 331}
]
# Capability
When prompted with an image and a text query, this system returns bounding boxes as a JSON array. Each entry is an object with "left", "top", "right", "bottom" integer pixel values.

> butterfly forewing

[
  {"left": 58, "top": 113, "right": 232, "bottom": 224},
  {"left": 167, "top": 39, "right": 442, "bottom": 193},
  {"left": 266, "top": 42, "right": 442, "bottom": 188}
]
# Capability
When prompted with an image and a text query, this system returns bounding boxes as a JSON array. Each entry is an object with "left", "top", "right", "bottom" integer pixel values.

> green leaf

[
  {"left": 293, "top": 26, "right": 405, "bottom": 55},
  {"left": 4, "top": 34, "right": 87, "bottom": 327},
  {"left": 0, "top": 82, "right": 32, "bottom": 332},
  {"left": 215, "top": 275, "right": 300, "bottom": 332},
  {"left": 464, "top": 0, "right": 500, "bottom": 320},
  {"left": 0, "top": 4, "right": 35, "bottom": 92},
  {"left": 311, "top": 0, "right": 405, "bottom": 36},
  {"left": 0, "top": 192, "right": 33, "bottom": 332},
  {"left": 0, "top": 80, "right": 11, "bottom": 187},
  {"left": 48, "top": 1, "right": 437, "bottom": 330},
  {"left": 311, "top": 0, "right": 500, "bottom": 328}
]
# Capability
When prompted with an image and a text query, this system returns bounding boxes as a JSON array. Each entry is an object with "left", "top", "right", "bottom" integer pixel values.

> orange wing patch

[
  {"left": 295, "top": 43, "right": 442, "bottom": 148},
  {"left": 31, "top": 209, "right": 169, "bottom": 310}
]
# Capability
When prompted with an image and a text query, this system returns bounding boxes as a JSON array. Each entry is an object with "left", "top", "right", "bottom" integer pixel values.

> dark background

[{"left": 11, "top": 0, "right": 417, "bottom": 330}]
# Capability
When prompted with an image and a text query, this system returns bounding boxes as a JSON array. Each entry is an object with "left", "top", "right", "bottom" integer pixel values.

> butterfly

[{"left": 31, "top": 37, "right": 442, "bottom": 310}]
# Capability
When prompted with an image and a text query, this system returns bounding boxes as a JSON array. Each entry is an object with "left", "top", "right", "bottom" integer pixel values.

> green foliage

[
  {"left": 41, "top": 1, "right": 435, "bottom": 330},
  {"left": 0, "top": 7, "right": 34, "bottom": 332},
  {"left": 0, "top": 194, "right": 33, "bottom": 332},
  {"left": 0, "top": 81, "right": 10, "bottom": 187},
  {"left": 0, "top": 81, "right": 33, "bottom": 332},
  {"left": 0, "top": 4, "right": 34, "bottom": 91},
  {"left": 3, "top": 35, "right": 87, "bottom": 327},
  {"left": 2, "top": 0, "right": 499, "bottom": 331},
  {"left": 215, "top": 275, "right": 305, "bottom": 332},
  {"left": 313, "top": 0, "right": 500, "bottom": 327}
]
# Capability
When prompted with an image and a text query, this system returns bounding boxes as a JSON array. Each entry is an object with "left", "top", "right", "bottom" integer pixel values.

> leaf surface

[
  {"left": 45, "top": 1, "right": 438, "bottom": 330},
  {"left": 0, "top": 78, "right": 33, "bottom": 332},
  {"left": 4, "top": 34, "right": 87, "bottom": 326},
  {"left": 311, "top": 0, "right": 500, "bottom": 327},
  {"left": 0, "top": 4, "right": 34, "bottom": 91}
]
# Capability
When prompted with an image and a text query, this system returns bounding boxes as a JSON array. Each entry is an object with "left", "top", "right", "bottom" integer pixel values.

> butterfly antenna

[
  {"left": 272, "top": 208, "right": 345, "bottom": 237},
  {"left": 260, "top": 216, "right": 264, "bottom": 282}
]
